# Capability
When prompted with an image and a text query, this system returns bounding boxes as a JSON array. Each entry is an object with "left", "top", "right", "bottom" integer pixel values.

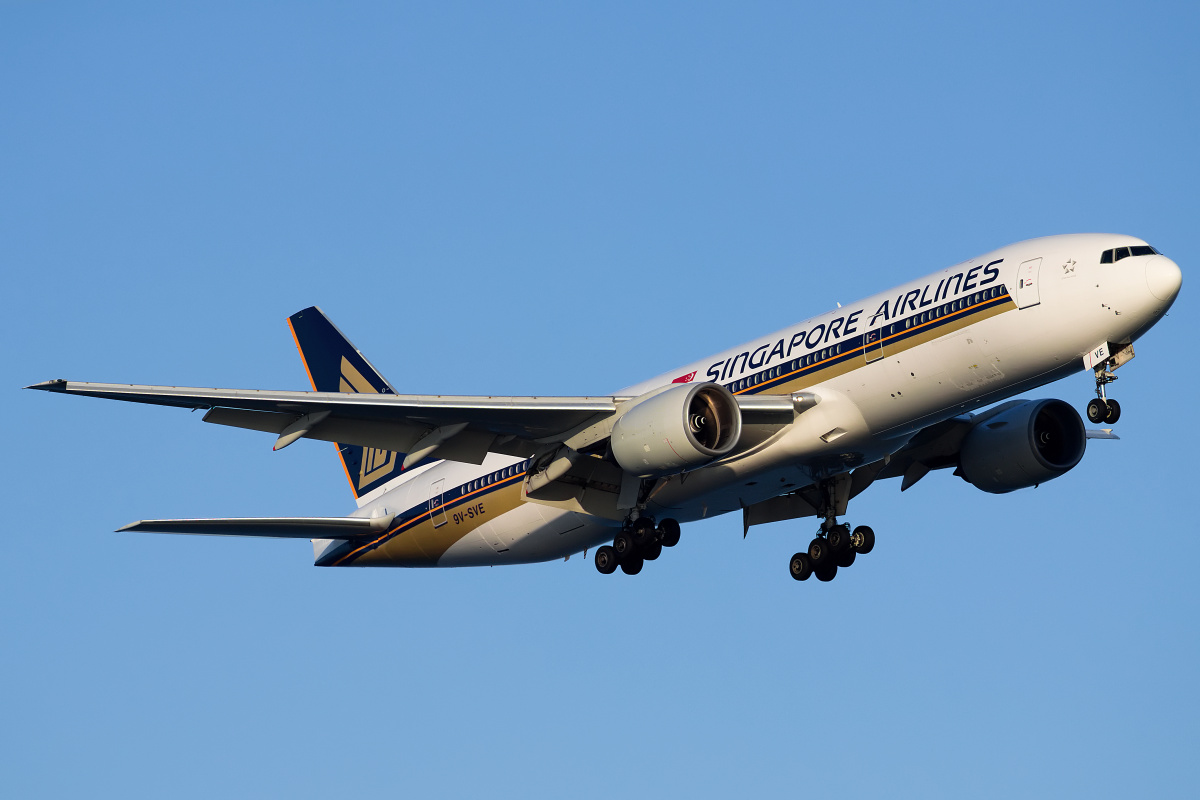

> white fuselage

[{"left": 324, "top": 234, "right": 1180, "bottom": 567}]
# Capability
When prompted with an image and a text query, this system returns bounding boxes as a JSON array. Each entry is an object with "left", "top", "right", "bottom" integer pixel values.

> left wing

[{"left": 27, "top": 380, "right": 796, "bottom": 465}]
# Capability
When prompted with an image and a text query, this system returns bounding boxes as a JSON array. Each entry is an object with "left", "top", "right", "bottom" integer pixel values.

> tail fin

[{"left": 287, "top": 306, "right": 405, "bottom": 502}]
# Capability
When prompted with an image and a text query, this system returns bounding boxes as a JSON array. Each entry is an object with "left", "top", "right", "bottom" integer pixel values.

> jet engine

[
  {"left": 611, "top": 382, "right": 742, "bottom": 477},
  {"left": 959, "top": 399, "right": 1086, "bottom": 494}
]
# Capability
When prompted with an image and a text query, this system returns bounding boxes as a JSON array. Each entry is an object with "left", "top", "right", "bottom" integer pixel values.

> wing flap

[{"left": 117, "top": 516, "right": 392, "bottom": 539}]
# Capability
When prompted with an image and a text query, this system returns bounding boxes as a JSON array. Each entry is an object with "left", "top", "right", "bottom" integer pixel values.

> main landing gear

[
  {"left": 788, "top": 478, "right": 876, "bottom": 582},
  {"left": 789, "top": 524, "right": 875, "bottom": 582},
  {"left": 1085, "top": 363, "right": 1122, "bottom": 425},
  {"left": 594, "top": 517, "right": 681, "bottom": 576}
]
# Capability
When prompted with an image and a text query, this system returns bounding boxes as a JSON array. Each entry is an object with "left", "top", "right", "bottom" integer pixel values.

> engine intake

[
  {"left": 611, "top": 382, "right": 742, "bottom": 477},
  {"left": 959, "top": 399, "right": 1086, "bottom": 494}
]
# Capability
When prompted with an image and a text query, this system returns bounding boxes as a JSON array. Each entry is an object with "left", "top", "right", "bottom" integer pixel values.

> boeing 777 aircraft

[{"left": 30, "top": 234, "right": 1182, "bottom": 582}]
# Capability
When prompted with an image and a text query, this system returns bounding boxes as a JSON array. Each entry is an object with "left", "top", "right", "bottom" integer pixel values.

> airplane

[{"left": 28, "top": 233, "right": 1182, "bottom": 582}]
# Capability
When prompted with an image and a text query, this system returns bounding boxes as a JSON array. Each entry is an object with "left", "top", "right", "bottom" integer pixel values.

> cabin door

[
  {"left": 1017, "top": 258, "right": 1042, "bottom": 309},
  {"left": 429, "top": 478, "right": 448, "bottom": 528}
]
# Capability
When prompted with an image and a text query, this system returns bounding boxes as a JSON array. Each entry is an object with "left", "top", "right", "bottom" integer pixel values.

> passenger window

[
  {"left": 1114, "top": 247, "right": 1130, "bottom": 261},
  {"left": 1100, "top": 249, "right": 1113, "bottom": 264}
]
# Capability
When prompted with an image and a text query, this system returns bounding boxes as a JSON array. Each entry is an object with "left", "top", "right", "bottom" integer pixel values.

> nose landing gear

[
  {"left": 594, "top": 517, "right": 681, "bottom": 576},
  {"left": 1085, "top": 346, "right": 1134, "bottom": 425},
  {"left": 1086, "top": 365, "right": 1121, "bottom": 424}
]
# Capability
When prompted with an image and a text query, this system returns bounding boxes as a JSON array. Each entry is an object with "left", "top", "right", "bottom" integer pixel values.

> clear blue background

[{"left": 3, "top": 2, "right": 1196, "bottom": 797}]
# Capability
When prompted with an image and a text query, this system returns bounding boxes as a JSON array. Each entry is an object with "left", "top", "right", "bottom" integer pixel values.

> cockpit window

[{"left": 1100, "top": 245, "right": 1159, "bottom": 263}]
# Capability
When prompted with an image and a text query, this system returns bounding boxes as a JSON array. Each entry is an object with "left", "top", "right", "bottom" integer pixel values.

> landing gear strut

[
  {"left": 594, "top": 516, "right": 682, "bottom": 576},
  {"left": 1086, "top": 361, "right": 1123, "bottom": 425}
]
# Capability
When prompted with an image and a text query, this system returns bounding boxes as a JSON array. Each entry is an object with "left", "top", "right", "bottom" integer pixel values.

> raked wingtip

[{"left": 24, "top": 379, "right": 68, "bottom": 392}]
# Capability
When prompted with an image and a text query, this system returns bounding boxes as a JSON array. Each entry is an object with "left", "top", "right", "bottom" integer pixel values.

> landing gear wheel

[
  {"left": 851, "top": 525, "right": 875, "bottom": 555},
  {"left": 827, "top": 524, "right": 852, "bottom": 554},
  {"left": 658, "top": 518, "right": 681, "bottom": 547},
  {"left": 1087, "top": 398, "right": 1107, "bottom": 424},
  {"left": 619, "top": 555, "right": 644, "bottom": 575},
  {"left": 1104, "top": 398, "right": 1121, "bottom": 424},
  {"left": 836, "top": 548, "right": 857, "bottom": 568},
  {"left": 613, "top": 531, "right": 635, "bottom": 561},
  {"left": 642, "top": 541, "right": 663, "bottom": 561},
  {"left": 808, "top": 537, "right": 834, "bottom": 567},
  {"left": 631, "top": 517, "right": 655, "bottom": 546},
  {"left": 789, "top": 552, "right": 813, "bottom": 581},
  {"left": 815, "top": 563, "right": 838, "bottom": 582},
  {"left": 595, "top": 545, "right": 618, "bottom": 575}
]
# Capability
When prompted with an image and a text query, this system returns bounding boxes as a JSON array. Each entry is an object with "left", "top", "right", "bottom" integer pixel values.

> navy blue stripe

[{"left": 728, "top": 285, "right": 1013, "bottom": 395}]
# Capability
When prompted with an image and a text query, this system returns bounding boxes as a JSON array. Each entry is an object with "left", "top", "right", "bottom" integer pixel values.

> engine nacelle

[
  {"left": 959, "top": 399, "right": 1086, "bottom": 494},
  {"left": 611, "top": 382, "right": 742, "bottom": 477}
]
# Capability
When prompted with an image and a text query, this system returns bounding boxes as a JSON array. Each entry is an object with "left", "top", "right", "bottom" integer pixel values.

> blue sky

[{"left": 3, "top": 2, "right": 1197, "bottom": 797}]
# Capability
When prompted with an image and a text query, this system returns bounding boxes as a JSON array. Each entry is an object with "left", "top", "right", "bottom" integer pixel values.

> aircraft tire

[
  {"left": 790, "top": 552, "right": 813, "bottom": 581},
  {"left": 613, "top": 531, "right": 636, "bottom": 561},
  {"left": 827, "top": 524, "right": 852, "bottom": 554},
  {"left": 659, "top": 518, "right": 681, "bottom": 547},
  {"left": 620, "top": 555, "right": 644, "bottom": 575},
  {"left": 815, "top": 563, "right": 838, "bottom": 582},
  {"left": 808, "top": 537, "right": 834, "bottom": 567},
  {"left": 595, "top": 545, "right": 618, "bottom": 575},
  {"left": 642, "top": 541, "right": 663, "bottom": 561},
  {"left": 1087, "top": 398, "right": 1107, "bottom": 424},
  {"left": 851, "top": 525, "right": 875, "bottom": 555},
  {"left": 836, "top": 548, "right": 857, "bottom": 569},
  {"left": 1105, "top": 398, "right": 1121, "bottom": 424}
]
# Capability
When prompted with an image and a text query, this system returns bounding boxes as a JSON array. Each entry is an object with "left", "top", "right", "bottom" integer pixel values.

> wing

[
  {"left": 27, "top": 380, "right": 796, "bottom": 465},
  {"left": 118, "top": 516, "right": 394, "bottom": 538},
  {"left": 743, "top": 399, "right": 1120, "bottom": 533}
]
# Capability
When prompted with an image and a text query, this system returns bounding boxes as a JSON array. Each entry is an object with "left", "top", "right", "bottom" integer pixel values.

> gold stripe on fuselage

[{"left": 336, "top": 476, "right": 526, "bottom": 567}]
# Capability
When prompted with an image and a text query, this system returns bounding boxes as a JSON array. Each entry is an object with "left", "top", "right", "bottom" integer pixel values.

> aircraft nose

[{"left": 1145, "top": 255, "right": 1183, "bottom": 302}]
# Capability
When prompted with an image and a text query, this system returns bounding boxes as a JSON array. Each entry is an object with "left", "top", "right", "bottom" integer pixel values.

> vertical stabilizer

[{"left": 287, "top": 306, "right": 405, "bottom": 502}]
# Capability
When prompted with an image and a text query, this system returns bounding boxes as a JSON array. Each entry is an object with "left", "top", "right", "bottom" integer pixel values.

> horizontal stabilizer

[{"left": 117, "top": 516, "right": 394, "bottom": 539}]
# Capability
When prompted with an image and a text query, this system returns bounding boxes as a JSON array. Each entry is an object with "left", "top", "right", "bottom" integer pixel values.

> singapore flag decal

[{"left": 672, "top": 371, "right": 697, "bottom": 384}]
